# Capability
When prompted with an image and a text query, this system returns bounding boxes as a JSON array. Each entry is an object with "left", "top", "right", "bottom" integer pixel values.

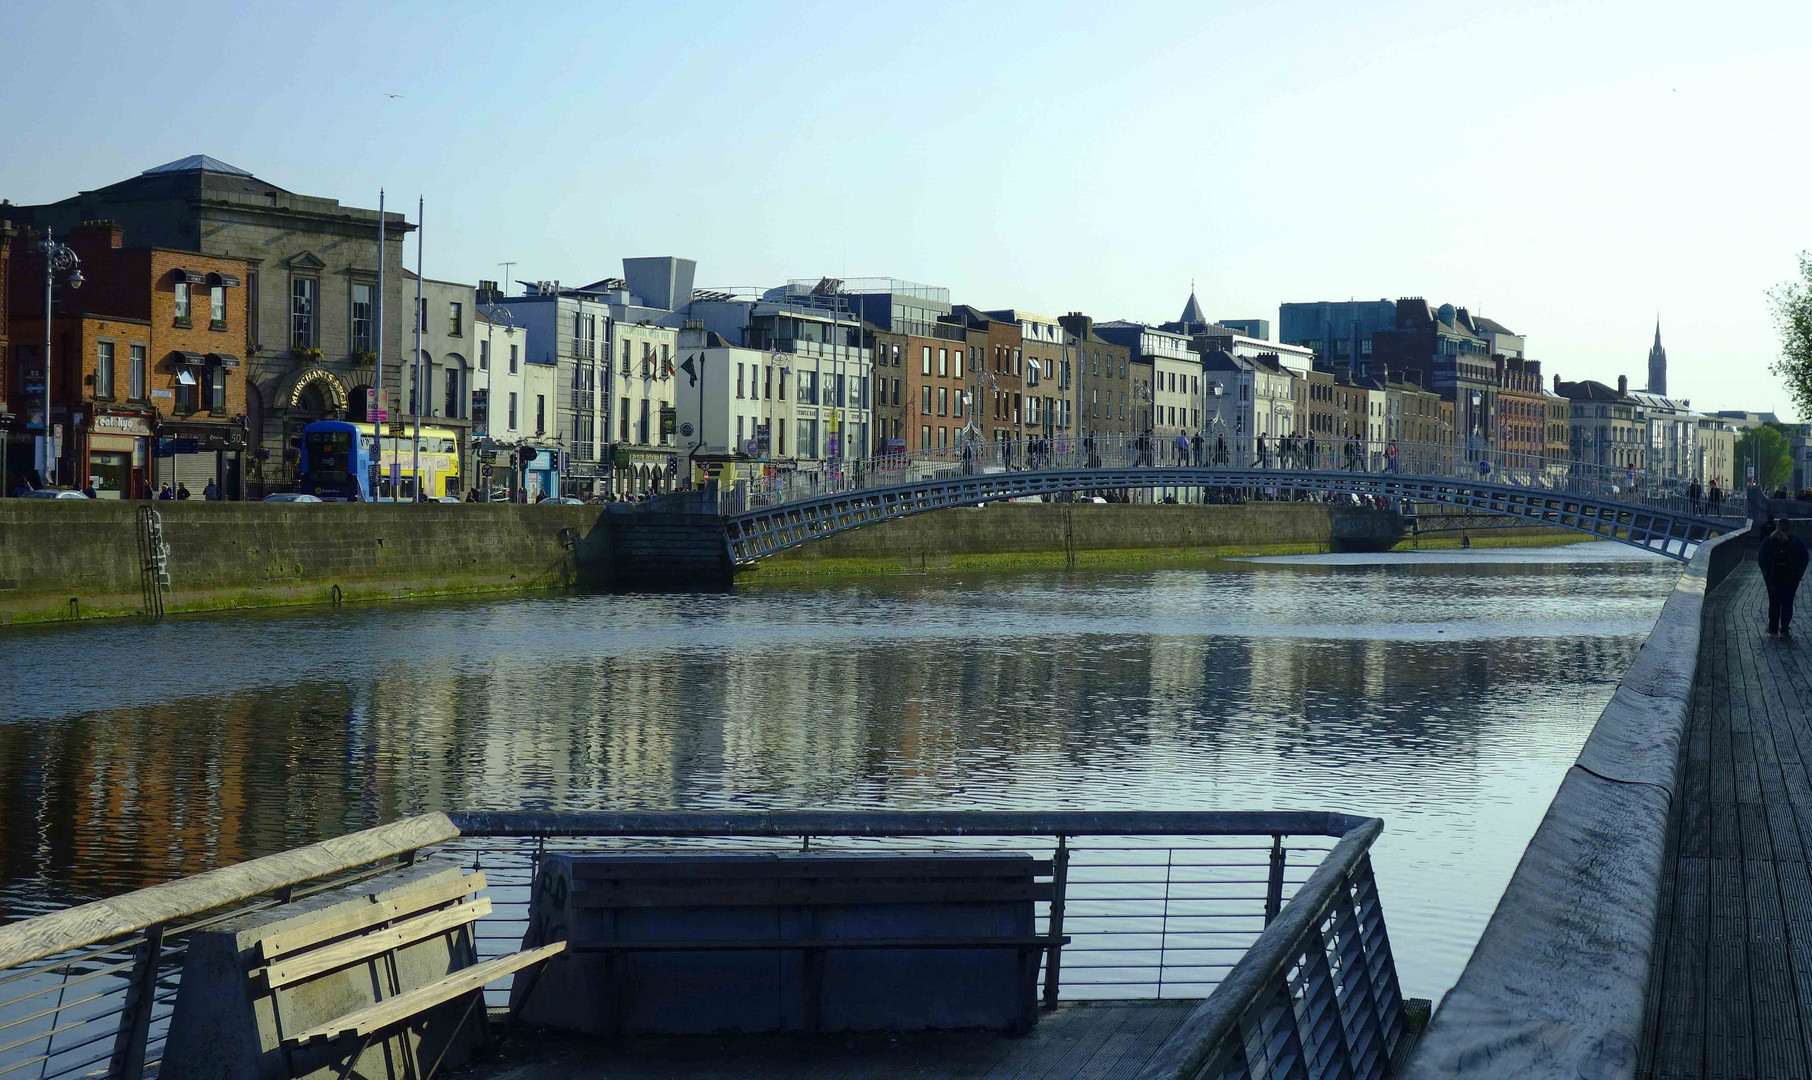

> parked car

[
  {"left": 262, "top": 493, "right": 322, "bottom": 503},
  {"left": 551, "top": 497, "right": 586, "bottom": 505},
  {"left": 21, "top": 489, "right": 88, "bottom": 499},
  {"left": 435, "top": 496, "right": 462, "bottom": 503}
]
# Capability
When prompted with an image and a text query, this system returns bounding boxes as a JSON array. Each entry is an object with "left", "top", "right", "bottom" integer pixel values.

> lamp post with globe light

[{"left": 40, "top": 230, "right": 83, "bottom": 488}]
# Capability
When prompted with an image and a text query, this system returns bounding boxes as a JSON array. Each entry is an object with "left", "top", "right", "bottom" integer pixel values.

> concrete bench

[
  {"left": 162, "top": 862, "right": 562, "bottom": 1080},
  {"left": 512, "top": 851, "right": 1060, "bottom": 1037}
]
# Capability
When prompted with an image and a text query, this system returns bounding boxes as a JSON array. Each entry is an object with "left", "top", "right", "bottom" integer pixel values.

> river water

[{"left": 0, "top": 541, "right": 1679, "bottom": 1002}]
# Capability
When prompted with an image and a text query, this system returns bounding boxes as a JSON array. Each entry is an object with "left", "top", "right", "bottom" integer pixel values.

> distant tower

[{"left": 1648, "top": 319, "right": 1667, "bottom": 396}]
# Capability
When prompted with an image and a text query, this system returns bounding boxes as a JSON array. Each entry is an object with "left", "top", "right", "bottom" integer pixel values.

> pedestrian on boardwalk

[{"left": 1759, "top": 518, "right": 1810, "bottom": 637}]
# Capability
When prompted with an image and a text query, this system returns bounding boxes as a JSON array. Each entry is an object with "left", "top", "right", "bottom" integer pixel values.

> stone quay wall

[{"left": 0, "top": 501, "right": 607, "bottom": 625}]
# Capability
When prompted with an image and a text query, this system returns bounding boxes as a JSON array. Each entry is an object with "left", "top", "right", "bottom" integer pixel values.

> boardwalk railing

[
  {"left": 1404, "top": 524, "right": 1753, "bottom": 1079},
  {"left": 0, "top": 810, "right": 1398, "bottom": 1080}
]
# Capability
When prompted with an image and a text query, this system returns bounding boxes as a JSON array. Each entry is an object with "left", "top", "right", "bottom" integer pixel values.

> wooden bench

[{"left": 252, "top": 869, "right": 564, "bottom": 1076}]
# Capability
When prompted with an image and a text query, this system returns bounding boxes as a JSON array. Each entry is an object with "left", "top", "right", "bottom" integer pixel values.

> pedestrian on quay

[
  {"left": 82, "top": 482, "right": 97, "bottom": 499},
  {"left": 1759, "top": 518, "right": 1810, "bottom": 637},
  {"left": 176, "top": 483, "right": 192, "bottom": 500},
  {"left": 158, "top": 483, "right": 174, "bottom": 500},
  {"left": 203, "top": 479, "right": 219, "bottom": 501}
]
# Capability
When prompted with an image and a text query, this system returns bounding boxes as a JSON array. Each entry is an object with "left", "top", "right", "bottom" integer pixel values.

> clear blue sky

[{"left": 4, "top": 0, "right": 1808, "bottom": 419}]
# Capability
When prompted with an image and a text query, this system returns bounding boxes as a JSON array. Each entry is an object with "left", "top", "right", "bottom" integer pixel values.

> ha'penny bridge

[{"left": 717, "top": 436, "right": 1741, "bottom": 566}]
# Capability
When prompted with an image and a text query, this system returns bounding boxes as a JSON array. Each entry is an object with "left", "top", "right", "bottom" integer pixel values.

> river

[{"left": 0, "top": 540, "right": 1679, "bottom": 1002}]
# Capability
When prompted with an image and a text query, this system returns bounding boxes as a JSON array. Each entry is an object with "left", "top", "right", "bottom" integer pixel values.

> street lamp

[{"left": 40, "top": 229, "right": 82, "bottom": 488}]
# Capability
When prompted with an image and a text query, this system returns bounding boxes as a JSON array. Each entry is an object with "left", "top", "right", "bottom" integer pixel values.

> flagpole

[
  {"left": 373, "top": 188, "right": 385, "bottom": 501},
  {"left": 412, "top": 196, "right": 423, "bottom": 498}
]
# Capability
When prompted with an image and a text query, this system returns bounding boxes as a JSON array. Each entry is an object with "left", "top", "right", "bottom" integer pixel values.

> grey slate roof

[{"left": 140, "top": 155, "right": 252, "bottom": 177}]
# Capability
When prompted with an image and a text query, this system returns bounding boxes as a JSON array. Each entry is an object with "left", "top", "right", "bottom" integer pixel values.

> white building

[
  {"left": 1095, "top": 321, "right": 1196, "bottom": 448},
  {"left": 1629, "top": 390, "right": 1699, "bottom": 482},
  {"left": 400, "top": 274, "right": 478, "bottom": 469},
  {"left": 499, "top": 281, "right": 614, "bottom": 496},
  {"left": 1200, "top": 349, "right": 1296, "bottom": 451}
]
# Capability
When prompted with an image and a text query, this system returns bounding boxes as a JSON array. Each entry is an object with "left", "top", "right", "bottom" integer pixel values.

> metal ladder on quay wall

[{"left": 136, "top": 506, "right": 170, "bottom": 623}]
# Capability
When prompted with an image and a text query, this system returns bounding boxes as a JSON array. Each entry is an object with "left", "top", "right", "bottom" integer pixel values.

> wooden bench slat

[
  {"left": 257, "top": 872, "right": 486, "bottom": 961},
  {"left": 260, "top": 898, "right": 490, "bottom": 991},
  {"left": 283, "top": 941, "right": 567, "bottom": 1047},
  {"left": 568, "top": 935, "right": 1071, "bottom": 952},
  {"left": 568, "top": 857, "right": 1051, "bottom": 881},
  {"left": 572, "top": 882, "right": 1054, "bottom": 908}
]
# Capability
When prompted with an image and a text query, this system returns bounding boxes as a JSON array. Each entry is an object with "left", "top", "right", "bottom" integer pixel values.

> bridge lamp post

[{"left": 39, "top": 230, "right": 83, "bottom": 489}]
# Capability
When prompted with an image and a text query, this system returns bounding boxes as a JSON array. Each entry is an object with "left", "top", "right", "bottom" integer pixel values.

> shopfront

[
  {"left": 83, "top": 410, "right": 155, "bottom": 499},
  {"left": 156, "top": 419, "right": 247, "bottom": 499}
]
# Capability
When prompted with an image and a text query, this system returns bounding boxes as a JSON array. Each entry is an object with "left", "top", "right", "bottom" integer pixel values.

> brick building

[
  {"left": 949, "top": 306, "right": 1023, "bottom": 455},
  {"left": 870, "top": 328, "right": 908, "bottom": 453},
  {"left": 1495, "top": 355, "right": 1547, "bottom": 472},
  {"left": 986, "top": 310, "right": 1070, "bottom": 447},
  {"left": 8, "top": 221, "right": 250, "bottom": 496}
]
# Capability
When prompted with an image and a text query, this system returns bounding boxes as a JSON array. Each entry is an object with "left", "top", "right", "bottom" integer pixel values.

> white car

[
  {"left": 21, "top": 489, "right": 89, "bottom": 499},
  {"left": 262, "top": 493, "right": 322, "bottom": 503}
]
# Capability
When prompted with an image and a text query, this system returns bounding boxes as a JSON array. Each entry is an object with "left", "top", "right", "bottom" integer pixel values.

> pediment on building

[{"left": 285, "top": 250, "right": 327, "bottom": 271}]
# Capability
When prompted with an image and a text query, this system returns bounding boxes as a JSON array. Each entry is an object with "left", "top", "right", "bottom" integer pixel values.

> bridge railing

[{"left": 717, "top": 435, "right": 1731, "bottom": 521}]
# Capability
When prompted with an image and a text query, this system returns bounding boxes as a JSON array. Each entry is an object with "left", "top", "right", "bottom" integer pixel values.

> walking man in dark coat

[{"left": 1760, "top": 518, "right": 1811, "bottom": 637}]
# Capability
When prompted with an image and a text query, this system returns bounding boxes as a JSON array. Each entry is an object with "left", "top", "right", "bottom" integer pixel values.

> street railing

[
  {"left": 716, "top": 435, "right": 1737, "bottom": 523},
  {"left": 0, "top": 809, "right": 1396, "bottom": 1080}
]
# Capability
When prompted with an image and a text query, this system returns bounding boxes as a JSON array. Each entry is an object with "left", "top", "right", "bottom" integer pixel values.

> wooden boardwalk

[
  {"left": 468, "top": 1000, "right": 1196, "bottom": 1080},
  {"left": 1642, "top": 559, "right": 1812, "bottom": 1078}
]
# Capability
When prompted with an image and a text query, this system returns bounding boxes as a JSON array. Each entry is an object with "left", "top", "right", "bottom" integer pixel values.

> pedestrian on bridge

[
  {"left": 1173, "top": 431, "right": 1189, "bottom": 465},
  {"left": 1387, "top": 440, "right": 1400, "bottom": 473},
  {"left": 1257, "top": 433, "right": 1268, "bottom": 468},
  {"left": 1305, "top": 435, "right": 1318, "bottom": 470},
  {"left": 1689, "top": 478, "right": 1703, "bottom": 515},
  {"left": 1760, "top": 518, "right": 1810, "bottom": 637},
  {"left": 1709, "top": 480, "right": 1723, "bottom": 512},
  {"left": 1191, "top": 431, "right": 1203, "bottom": 466}
]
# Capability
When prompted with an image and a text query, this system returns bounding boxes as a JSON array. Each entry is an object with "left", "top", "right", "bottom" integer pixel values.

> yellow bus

[{"left": 374, "top": 425, "right": 462, "bottom": 500}]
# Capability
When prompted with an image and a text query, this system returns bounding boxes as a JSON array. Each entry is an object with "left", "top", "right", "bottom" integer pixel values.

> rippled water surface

[{"left": 0, "top": 541, "right": 1679, "bottom": 1001}]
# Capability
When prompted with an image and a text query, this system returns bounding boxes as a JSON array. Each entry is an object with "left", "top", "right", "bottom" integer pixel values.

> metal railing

[
  {"left": 717, "top": 435, "right": 1737, "bottom": 522},
  {"left": 0, "top": 810, "right": 1396, "bottom": 1080}
]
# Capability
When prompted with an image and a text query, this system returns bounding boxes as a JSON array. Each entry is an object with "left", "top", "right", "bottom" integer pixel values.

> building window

[
  {"left": 209, "top": 286, "right": 226, "bottom": 330},
  {"left": 479, "top": 339, "right": 489, "bottom": 371},
  {"left": 921, "top": 424, "right": 931, "bottom": 449},
  {"left": 509, "top": 343, "right": 519, "bottom": 373},
  {"left": 737, "top": 362, "right": 745, "bottom": 399},
  {"left": 95, "top": 341, "right": 114, "bottom": 398},
  {"left": 938, "top": 387, "right": 948, "bottom": 416},
  {"left": 211, "top": 363, "right": 227, "bottom": 413},
  {"left": 536, "top": 395, "right": 546, "bottom": 434},
  {"left": 129, "top": 345, "right": 146, "bottom": 400},
  {"left": 449, "top": 302, "right": 463, "bottom": 336},
  {"left": 953, "top": 388, "right": 963, "bottom": 418},
  {"left": 954, "top": 350, "right": 963, "bottom": 379},
  {"left": 508, "top": 392, "right": 518, "bottom": 431},
  {"left": 922, "top": 346, "right": 931, "bottom": 375},
  {"left": 939, "top": 426, "right": 948, "bottom": 449},
  {"left": 174, "top": 283, "right": 191, "bottom": 325},
  {"left": 938, "top": 348, "right": 948, "bottom": 376},
  {"left": 247, "top": 271, "right": 259, "bottom": 344},
  {"left": 291, "top": 278, "right": 317, "bottom": 348},
  {"left": 921, "top": 386, "right": 932, "bottom": 415},
  {"left": 351, "top": 283, "right": 374, "bottom": 353},
  {"left": 797, "top": 417, "right": 818, "bottom": 458},
  {"left": 444, "top": 366, "right": 462, "bottom": 418}
]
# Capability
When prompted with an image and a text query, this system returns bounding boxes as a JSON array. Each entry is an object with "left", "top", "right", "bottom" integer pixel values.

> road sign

[
  {"left": 679, "top": 422, "right": 694, "bottom": 437},
  {"left": 388, "top": 422, "right": 405, "bottom": 437}
]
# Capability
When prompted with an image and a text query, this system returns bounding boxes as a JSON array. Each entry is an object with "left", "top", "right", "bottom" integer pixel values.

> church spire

[{"left": 1647, "top": 316, "right": 1667, "bottom": 396}]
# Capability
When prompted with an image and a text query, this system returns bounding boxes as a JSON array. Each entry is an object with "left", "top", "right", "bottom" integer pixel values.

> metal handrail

[
  {"left": 1135, "top": 819, "right": 1398, "bottom": 1079},
  {"left": 445, "top": 809, "right": 1375, "bottom": 839}
]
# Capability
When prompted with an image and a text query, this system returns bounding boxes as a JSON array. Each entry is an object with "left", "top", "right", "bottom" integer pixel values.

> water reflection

[{"left": 0, "top": 541, "right": 1679, "bottom": 1000}]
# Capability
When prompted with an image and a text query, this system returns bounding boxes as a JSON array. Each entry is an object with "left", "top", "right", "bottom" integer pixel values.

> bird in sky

[{"left": 383, "top": 93, "right": 403, "bottom": 99}]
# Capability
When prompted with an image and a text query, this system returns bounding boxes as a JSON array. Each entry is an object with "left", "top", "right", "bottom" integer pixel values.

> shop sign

[
  {"left": 156, "top": 438, "right": 200, "bottom": 457},
  {"left": 95, "top": 414, "right": 154, "bottom": 437}
]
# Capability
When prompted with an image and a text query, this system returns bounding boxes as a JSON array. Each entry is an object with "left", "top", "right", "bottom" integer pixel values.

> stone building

[
  {"left": 7, "top": 156, "right": 413, "bottom": 496},
  {"left": 1554, "top": 373, "right": 1645, "bottom": 471},
  {"left": 1059, "top": 313, "right": 1133, "bottom": 442},
  {"left": 8, "top": 221, "right": 250, "bottom": 496}
]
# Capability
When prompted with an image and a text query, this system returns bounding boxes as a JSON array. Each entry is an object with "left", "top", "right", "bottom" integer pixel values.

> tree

[
  {"left": 1735, "top": 424, "right": 1794, "bottom": 490},
  {"left": 1770, "top": 251, "right": 1812, "bottom": 419}
]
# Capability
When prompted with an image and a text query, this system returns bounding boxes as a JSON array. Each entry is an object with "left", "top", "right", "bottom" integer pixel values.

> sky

[{"left": 3, "top": 0, "right": 1809, "bottom": 420}]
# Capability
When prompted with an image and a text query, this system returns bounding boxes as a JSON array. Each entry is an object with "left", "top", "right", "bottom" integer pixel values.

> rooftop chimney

[
  {"left": 1617, "top": 375, "right": 1628, "bottom": 395},
  {"left": 72, "top": 219, "right": 123, "bottom": 248},
  {"left": 1553, "top": 373, "right": 1561, "bottom": 393}
]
